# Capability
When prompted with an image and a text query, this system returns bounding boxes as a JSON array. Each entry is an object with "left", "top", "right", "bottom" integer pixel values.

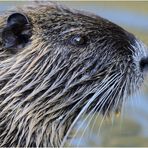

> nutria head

[{"left": 0, "top": 3, "right": 147, "bottom": 147}]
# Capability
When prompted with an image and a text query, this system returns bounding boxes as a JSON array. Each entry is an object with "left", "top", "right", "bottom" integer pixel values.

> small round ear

[
  {"left": 7, "top": 13, "right": 30, "bottom": 26},
  {"left": 2, "top": 13, "right": 32, "bottom": 53}
]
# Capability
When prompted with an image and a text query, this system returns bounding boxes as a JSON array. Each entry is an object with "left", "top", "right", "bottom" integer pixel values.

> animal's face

[
  {"left": 0, "top": 4, "right": 148, "bottom": 147},
  {"left": 0, "top": 5, "right": 148, "bottom": 115}
]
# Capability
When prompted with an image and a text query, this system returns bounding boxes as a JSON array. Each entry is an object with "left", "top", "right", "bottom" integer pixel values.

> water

[{"left": 0, "top": 1, "right": 148, "bottom": 147}]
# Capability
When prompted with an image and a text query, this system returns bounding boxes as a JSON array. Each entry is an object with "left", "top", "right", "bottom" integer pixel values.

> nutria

[{"left": 0, "top": 2, "right": 147, "bottom": 147}]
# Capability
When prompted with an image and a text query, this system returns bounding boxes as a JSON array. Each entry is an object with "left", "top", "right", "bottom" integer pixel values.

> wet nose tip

[{"left": 140, "top": 57, "right": 148, "bottom": 71}]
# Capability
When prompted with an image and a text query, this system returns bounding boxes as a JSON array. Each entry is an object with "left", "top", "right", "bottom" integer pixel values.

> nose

[{"left": 140, "top": 57, "right": 148, "bottom": 72}]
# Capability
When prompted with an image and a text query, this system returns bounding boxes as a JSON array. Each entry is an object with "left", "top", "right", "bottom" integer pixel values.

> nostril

[{"left": 140, "top": 57, "right": 148, "bottom": 72}]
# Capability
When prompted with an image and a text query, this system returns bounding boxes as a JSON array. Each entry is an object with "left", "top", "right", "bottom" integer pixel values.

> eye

[{"left": 70, "top": 35, "right": 87, "bottom": 46}]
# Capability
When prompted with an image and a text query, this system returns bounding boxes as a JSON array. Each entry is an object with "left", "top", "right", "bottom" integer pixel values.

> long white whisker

[
  {"left": 77, "top": 81, "right": 118, "bottom": 146},
  {"left": 70, "top": 73, "right": 121, "bottom": 146},
  {"left": 61, "top": 72, "right": 119, "bottom": 146},
  {"left": 96, "top": 76, "right": 124, "bottom": 136},
  {"left": 119, "top": 76, "right": 129, "bottom": 129},
  {"left": 89, "top": 73, "right": 123, "bottom": 135}
]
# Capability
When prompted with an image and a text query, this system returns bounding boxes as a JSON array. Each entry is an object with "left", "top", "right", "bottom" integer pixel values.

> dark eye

[{"left": 70, "top": 35, "right": 87, "bottom": 46}]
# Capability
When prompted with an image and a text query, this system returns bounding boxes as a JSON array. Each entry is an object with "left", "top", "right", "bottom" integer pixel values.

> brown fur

[{"left": 0, "top": 2, "right": 147, "bottom": 147}]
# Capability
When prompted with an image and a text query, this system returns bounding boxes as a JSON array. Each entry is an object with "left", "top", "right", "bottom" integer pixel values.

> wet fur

[{"left": 0, "top": 3, "right": 147, "bottom": 147}]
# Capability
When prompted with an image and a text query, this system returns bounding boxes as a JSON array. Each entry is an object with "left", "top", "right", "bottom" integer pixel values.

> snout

[{"left": 140, "top": 57, "right": 148, "bottom": 72}]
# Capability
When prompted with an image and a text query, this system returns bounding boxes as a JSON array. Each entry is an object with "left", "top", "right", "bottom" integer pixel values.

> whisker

[
  {"left": 90, "top": 73, "right": 123, "bottom": 135},
  {"left": 119, "top": 76, "right": 129, "bottom": 129},
  {"left": 61, "top": 73, "right": 119, "bottom": 146},
  {"left": 96, "top": 78, "right": 124, "bottom": 136},
  {"left": 71, "top": 73, "right": 121, "bottom": 146}
]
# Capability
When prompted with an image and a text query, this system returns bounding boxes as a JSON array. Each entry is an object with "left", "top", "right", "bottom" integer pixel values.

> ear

[{"left": 2, "top": 13, "right": 32, "bottom": 53}]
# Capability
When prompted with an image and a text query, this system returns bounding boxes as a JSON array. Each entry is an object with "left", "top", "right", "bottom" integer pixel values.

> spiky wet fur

[{"left": 0, "top": 3, "right": 147, "bottom": 147}]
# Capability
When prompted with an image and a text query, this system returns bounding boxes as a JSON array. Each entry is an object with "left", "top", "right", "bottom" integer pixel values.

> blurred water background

[{"left": 0, "top": 1, "right": 148, "bottom": 147}]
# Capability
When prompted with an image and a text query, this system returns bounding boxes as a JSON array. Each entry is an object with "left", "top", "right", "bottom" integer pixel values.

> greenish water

[{"left": 0, "top": 1, "right": 148, "bottom": 147}]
